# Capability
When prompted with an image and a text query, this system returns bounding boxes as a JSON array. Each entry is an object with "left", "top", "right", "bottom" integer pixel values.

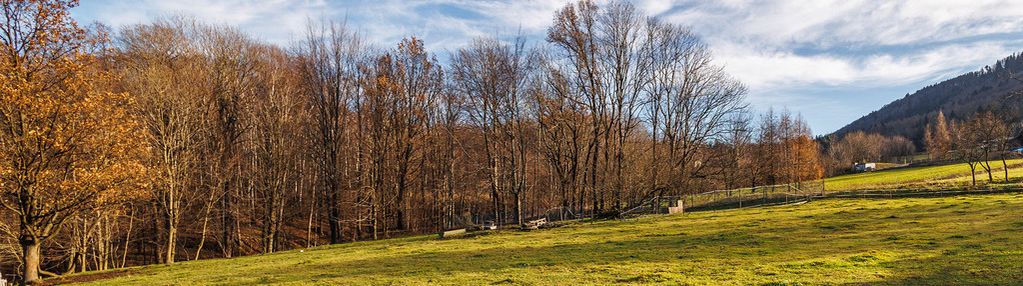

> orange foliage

[{"left": 0, "top": 0, "right": 145, "bottom": 281}]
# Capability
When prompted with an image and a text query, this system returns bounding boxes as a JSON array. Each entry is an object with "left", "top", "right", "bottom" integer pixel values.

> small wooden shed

[{"left": 668, "top": 200, "right": 684, "bottom": 214}]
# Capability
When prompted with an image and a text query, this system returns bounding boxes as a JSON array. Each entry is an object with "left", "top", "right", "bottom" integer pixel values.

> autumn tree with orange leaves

[{"left": 0, "top": 0, "right": 143, "bottom": 283}]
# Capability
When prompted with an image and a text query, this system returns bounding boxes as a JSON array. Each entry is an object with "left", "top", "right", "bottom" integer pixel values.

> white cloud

[
  {"left": 715, "top": 40, "right": 1021, "bottom": 92},
  {"left": 75, "top": 0, "right": 332, "bottom": 44},
  {"left": 652, "top": 0, "right": 1023, "bottom": 132},
  {"left": 666, "top": 0, "right": 1023, "bottom": 48},
  {"left": 341, "top": 1, "right": 571, "bottom": 53},
  {"left": 634, "top": 0, "right": 678, "bottom": 16}
]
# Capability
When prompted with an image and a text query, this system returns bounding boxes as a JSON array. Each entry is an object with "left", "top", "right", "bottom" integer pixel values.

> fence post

[{"left": 738, "top": 191, "right": 743, "bottom": 208}]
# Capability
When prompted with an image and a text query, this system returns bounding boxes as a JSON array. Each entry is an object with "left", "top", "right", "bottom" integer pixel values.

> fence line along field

[{"left": 59, "top": 193, "right": 1023, "bottom": 285}]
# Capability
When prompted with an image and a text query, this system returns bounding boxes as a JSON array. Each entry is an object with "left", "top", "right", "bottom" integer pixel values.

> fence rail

[
  {"left": 488, "top": 182, "right": 1021, "bottom": 229},
  {"left": 621, "top": 181, "right": 826, "bottom": 215},
  {"left": 623, "top": 182, "right": 1022, "bottom": 216}
]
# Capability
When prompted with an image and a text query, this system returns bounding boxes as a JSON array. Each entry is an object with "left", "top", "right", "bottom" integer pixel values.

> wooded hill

[{"left": 834, "top": 53, "right": 1023, "bottom": 147}]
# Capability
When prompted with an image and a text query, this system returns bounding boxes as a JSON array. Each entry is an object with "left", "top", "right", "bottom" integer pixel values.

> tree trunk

[
  {"left": 328, "top": 183, "right": 340, "bottom": 244},
  {"left": 970, "top": 164, "right": 977, "bottom": 186},
  {"left": 514, "top": 192, "right": 522, "bottom": 225},
  {"left": 165, "top": 222, "right": 176, "bottom": 264},
  {"left": 120, "top": 209, "right": 133, "bottom": 268},
  {"left": 21, "top": 238, "right": 41, "bottom": 285},
  {"left": 982, "top": 159, "right": 994, "bottom": 183},
  {"left": 1002, "top": 155, "right": 1010, "bottom": 182},
  {"left": 221, "top": 189, "right": 235, "bottom": 258}
]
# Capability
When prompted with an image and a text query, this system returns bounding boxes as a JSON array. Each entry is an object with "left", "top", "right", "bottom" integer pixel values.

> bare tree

[
  {"left": 951, "top": 120, "right": 984, "bottom": 186},
  {"left": 249, "top": 45, "right": 304, "bottom": 253},
  {"left": 296, "top": 20, "right": 364, "bottom": 244},
  {"left": 118, "top": 17, "right": 204, "bottom": 264},
  {"left": 374, "top": 37, "right": 443, "bottom": 231},
  {"left": 972, "top": 112, "right": 1005, "bottom": 183},
  {"left": 547, "top": 0, "right": 654, "bottom": 215},
  {"left": 991, "top": 115, "right": 1013, "bottom": 182},
  {"left": 534, "top": 52, "right": 585, "bottom": 218},
  {"left": 196, "top": 24, "right": 258, "bottom": 258},
  {"left": 452, "top": 37, "right": 532, "bottom": 225},
  {"left": 644, "top": 19, "right": 747, "bottom": 198}
]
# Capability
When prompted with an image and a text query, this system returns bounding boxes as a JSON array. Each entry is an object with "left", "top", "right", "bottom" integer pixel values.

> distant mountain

[{"left": 833, "top": 53, "right": 1023, "bottom": 147}]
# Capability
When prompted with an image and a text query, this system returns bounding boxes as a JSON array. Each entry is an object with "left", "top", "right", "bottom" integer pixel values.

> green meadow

[
  {"left": 63, "top": 193, "right": 1023, "bottom": 285},
  {"left": 823, "top": 159, "right": 1023, "bottom": 192}
]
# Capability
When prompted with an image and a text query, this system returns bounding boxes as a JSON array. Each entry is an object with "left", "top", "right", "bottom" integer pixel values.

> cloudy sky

[{"left": 71, "top": 0, "right": 1023, "bottom": 134}]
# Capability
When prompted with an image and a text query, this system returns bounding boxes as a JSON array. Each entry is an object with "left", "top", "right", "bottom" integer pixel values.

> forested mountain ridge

[{"left": 834, "top": 53, "right": 1023, "bottom": 146}]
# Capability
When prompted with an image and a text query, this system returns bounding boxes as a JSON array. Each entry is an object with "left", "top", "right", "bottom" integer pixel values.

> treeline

[
  {"left": 821, "top": 131, "right": 915, "bottom": 175},
  {"left": 0, "top": 1, "right": 828, "bottom": 283},
  {"left": 822, "top": 109, "right": 1021, "bottom": 178}
]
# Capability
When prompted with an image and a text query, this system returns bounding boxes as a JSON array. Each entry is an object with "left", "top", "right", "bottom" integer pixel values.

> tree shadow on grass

[
  {"left": 212, "top": 229, "right": 774, "bottom": 284},
  {"left": 841, "top": 251, "right": 1023, "bottom": 285},
  {"left": 244, "top": 226, "right": 918, "bottom": 285},
  {"left": 48, "top": 268, "right": 137, "bottom": 285}
]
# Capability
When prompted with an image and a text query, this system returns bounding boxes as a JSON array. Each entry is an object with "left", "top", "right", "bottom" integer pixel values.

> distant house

[
  {"left": 1013, "top": 147, "right": 1023, "bottom": 155},
  {"left": 853, "top": 163, "right": 876, "bottom": 172},
  {"left": 1011, "top": 133, "right": 1023, "bottom": 154}
]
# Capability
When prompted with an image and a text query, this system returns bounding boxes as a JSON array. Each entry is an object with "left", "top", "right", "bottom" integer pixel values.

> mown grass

[
  {"left": 64, "top": 193, "right": 1023, "bottom": 285},
  {"left": 824, "top": 159, "right": 1023, "bottom": 191}
]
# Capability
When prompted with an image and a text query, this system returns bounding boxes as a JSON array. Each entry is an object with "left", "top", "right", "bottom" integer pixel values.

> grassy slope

[
  {"left": 68, "top": 194, "right": 1023, "bottom": 285},
  {"left": 824, "top": 159, "right": 1023, "bottom": 191}
]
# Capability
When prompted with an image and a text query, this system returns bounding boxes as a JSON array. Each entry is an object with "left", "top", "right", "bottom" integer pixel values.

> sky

[{"left": 71, "top": 0, "right": 1023, "bottom": 135}]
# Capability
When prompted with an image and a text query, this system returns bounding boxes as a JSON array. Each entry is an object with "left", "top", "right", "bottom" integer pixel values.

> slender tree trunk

[
  {"left": 194, "top": 189, "right": 216, "bottom": 261},
  {"left": 514, "top": 192, "right": 522, "bottom": 225},
  {"left": 1003, "top": 155, "right": 1010, "bottom": 182},
  {"left": 371, "top": 196, "right": 378, "bottom": 240},
  {"left": 970, "top": 163, "right": 977, "bottom": 186},
  {"left": 165, "top": 220, "right": 176, "bottom": 264},
  {"left": 328, "top": 180, "right": 340, "bottom": 244},
  {"left": 121, "top": 207, "right": 133, "bottom": 268},
  {"left": 981, "top": 152, "right": 994, "bottom": 183},
  {"left": 221, "top": 185, "right": 235, "bottom": 258},
  {"left": 306, "top": 195, "right": 315, "bottom": 248},
  {"left": 987, "top": 163, "right": 994, "bottom": 183},
  {"left": 396, "top": 171, "right": 407, "bottom": 231}
]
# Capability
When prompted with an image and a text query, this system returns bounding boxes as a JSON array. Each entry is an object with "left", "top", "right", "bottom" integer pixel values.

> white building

[{"left": 853, "top": 163, "right": 876, "bottom": 172}]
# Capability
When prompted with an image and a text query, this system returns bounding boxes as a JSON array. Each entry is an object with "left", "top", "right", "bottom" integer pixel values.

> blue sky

[{"left": 71, "top": 0, "right": 1023, "bottom": 135}]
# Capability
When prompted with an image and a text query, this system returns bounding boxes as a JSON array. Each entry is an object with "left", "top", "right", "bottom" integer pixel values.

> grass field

[
  {"left": 823, "top": 159, "right": 1023, "bottom": 192},
  {"left": 62, "top": 193, "right": 1023, "bottom": 285}
]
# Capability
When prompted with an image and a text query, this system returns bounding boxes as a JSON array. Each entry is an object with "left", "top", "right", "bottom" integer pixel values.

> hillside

[
  {"left": 834, "top": 53, "right": 1023, "bottom": 145},
  {"left": 823, "top": 159, "right": 1023, "bottom": 191},
  {"left": 59, "top": 194, "right": 1023, "bottom": 285}
]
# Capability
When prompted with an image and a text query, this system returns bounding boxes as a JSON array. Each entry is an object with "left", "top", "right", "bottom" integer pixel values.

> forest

[
  {"left": 0, "top": 1, "right": 830, "bottom": 283},
  {"left": 834, "top": 52, "right": 1023, "bottom": 146}
]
